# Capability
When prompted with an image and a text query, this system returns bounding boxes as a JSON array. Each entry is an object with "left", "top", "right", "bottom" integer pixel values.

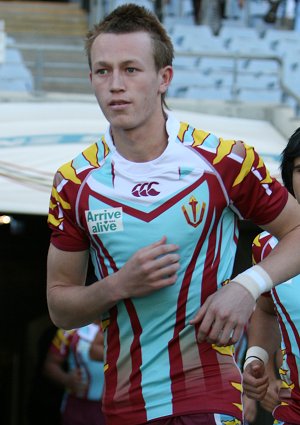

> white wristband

[
  {"left": 243, "top": 346, "right": 269, "bottom": 370},
  {"left": 231, "top": 265, "right": 273, "bottom": 300}
]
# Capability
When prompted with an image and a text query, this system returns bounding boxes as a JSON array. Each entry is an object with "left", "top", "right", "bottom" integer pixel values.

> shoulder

[
  {"left": 178, "top": 121, "right": 223, "bottom": 151},
  {"left": 179, "top": 121, "right": 248, "bottom": 163},
  {"left": 56, "top": 139, "right": 109, "bottom": 182},
  {"left": 51, "top": 328, "right": 76, "bottom": 351}
]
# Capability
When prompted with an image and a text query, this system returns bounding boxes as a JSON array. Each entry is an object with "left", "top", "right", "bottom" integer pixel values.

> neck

[{"left": 111, "top": 112, "right": 168, "bottom": 163}]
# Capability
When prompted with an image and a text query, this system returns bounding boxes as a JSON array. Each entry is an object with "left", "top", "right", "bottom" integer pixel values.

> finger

[
  {"left": 244, "top": 388, "right": 268, "bottom": 401},
  {"left": 228, "top": 323, "right": 243, "bottom": 344},
  {"left": 150, "top": 244, "right": 179, "bottom": 261},
  {"left": 149, "top": 270, "right": 179, "bottom": 288},
  {"left": 137, "top": 250, "right": 180, "bottom": 279},
  {"left": 243, "top": 380, "right": 269, "bottom": 393},
  {"left": 243, "top": 369, "right": 268, "bottom": 387},
  {"left": 139, "top": 237, "right": 167, "bottom": 254},
  {"left": 243, "top": 379, "right": 267, "bottom": 393},
  {"left": 204, "top": 318, "right": 225, "bottom": 344},
  {"left": 189, "top": 307, "right": 206, "bottom": 325},
  {"left": 195, "top": 307, "right": 215, "bottom": 342},
  {"left": 212, "top": 321, "right": 240, "bottom": 346},
  {"left": 189, "top": 295, "right": 212, "bottom": 326},
  {"left": 146, "top": 255, "right": 180, "bottom": 279},
  {"left": 150, "top": 236, "right": 167, "bottom": 247},
  {"left": 152, "top": 252, "right": 180, "bottom": 269},
  {"left": 244, "top": 380, "right": 269, "bottom": 394}
]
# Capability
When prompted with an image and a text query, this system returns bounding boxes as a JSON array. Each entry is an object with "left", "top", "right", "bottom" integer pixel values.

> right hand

[
  {"left": 190, "top": 282, "right": 255, "bottom": 346},
  {"left": 116, "top": 236, "right": 180, "bottom": 299},
  {"left": 243, "top": 360, "right": 269, "bottom": 401},
  {"left": 66, "top": 368, "right": 88, "bottom": 395}
]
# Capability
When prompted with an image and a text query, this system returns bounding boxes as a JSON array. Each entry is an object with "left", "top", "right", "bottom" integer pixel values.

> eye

[
  {"left": 95, "top": 68, "right": 108, "bottom": 75},
  {"left": 126, "top": 67, "right": 137, "bottom": 73}
]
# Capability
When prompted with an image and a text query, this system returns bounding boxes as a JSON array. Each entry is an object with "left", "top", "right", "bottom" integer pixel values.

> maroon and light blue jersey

[
  {"left": 252, "top": 232, "right": 300, "bottom": 423},
  {"left": 50, "top": 324, "right": 104, "bottom": 401},
  {"left": 48, "top": 114, "right": 288, "bottom": 425}
]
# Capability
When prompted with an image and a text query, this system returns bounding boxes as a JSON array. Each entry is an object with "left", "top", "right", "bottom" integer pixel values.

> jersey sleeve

[
  {"left": 49, "top": 328, "right": 75, "bottom": 358},
  {"left": 48, "top": 161, "right": 90, "bottom": 251},
  {"left": 252, "top": 231, "right": 277, "bottom": 297},
  {"left": 252, "top": 231, "right": 276, "bottom": 264},
  {"left": 205, "top": 139, "right": 288, "bottom": 225}
]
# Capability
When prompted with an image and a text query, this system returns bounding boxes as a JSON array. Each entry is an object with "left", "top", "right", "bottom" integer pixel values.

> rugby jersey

[
  {"left": 252, "top": 232, "right": 300, "bottom": 424},
  {"left": 48, "top": 114, "right": 288, "bottom": 424}
]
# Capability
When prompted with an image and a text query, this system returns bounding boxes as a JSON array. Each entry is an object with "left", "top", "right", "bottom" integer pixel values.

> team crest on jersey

[
  {"left": 182, "top": 196, "right": 206, "bottom": 228},
  {"left": 85, "top": 207, "right": 123, "bottom": 234}
]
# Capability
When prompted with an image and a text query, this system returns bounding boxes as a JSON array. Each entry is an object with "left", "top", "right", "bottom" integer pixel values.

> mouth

[{"left": 109, "top": 100, "right": 130, "bottom": 106}]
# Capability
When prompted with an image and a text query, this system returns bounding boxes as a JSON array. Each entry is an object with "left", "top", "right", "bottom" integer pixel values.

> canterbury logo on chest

[{"left": 131, "top": 182, "right": 160, "bottom": 197}]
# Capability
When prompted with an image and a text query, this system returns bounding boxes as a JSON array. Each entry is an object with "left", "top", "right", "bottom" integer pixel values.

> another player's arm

[
  {"left": 242, "top": 295, "right": 280, "bottom": 401},
  {"left": 191, "top": 192, "right": 300, "bottom": 346},
  {"left": 256, "top": 192, "right": 300, "bottom": 284}
]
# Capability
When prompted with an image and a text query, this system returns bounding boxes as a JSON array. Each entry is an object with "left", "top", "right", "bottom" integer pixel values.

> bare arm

[
  {"left": 247, "top": 296, "right": 281, "bottom": 357},
  {"left": 43, "top": 351, "right": 84, "bottom": 394},
  {"left": 259, "top": 193, "right": 300, "bottom": 285},
  {"left": 191, "top": 194, "right": 300, "bottom": 346},
  {"left": 43, "top": 351, "right": 68, "bottom": 388},
  {"left": 47, "top": 236, "right": 180, "bottom": 329},
  {"left": 47, "top": 246, "right": 117, "bottom": 329}
]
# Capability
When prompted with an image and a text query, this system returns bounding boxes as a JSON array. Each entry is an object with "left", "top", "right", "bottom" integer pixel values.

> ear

[
  {"left": 89, "top": 71, "right": 92, "bottom": 83},
  {"left": 158, "top": 66, "right": 173, "bottom": 94}
]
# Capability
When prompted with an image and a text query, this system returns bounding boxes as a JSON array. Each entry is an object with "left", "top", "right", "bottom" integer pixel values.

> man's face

[
  {"left": 89, "top": 31, "right": 171, "bottom": 132},
  {"left": 292, "top": 156, "right": 300, "bottom": 203}
]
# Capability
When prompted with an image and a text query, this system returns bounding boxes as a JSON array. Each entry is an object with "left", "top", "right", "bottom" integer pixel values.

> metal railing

[{"left": 4, "top": 40, "right": 300, "bottom": 116}]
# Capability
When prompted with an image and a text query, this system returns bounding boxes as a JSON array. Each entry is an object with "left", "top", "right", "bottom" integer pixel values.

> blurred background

[{"left": 1, "top": 1, "right": 300, "bottom": 424}]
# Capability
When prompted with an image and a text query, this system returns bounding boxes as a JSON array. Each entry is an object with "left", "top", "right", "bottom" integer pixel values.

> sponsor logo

[
  {"left": 132, "top": 182, "right": 160, "bottom": 197},
  {"left": 85, "top": 207, "right": 123, "bottom": 234},
  {"left": 182, "top": 196, "right": 206, "bottom": 228}
]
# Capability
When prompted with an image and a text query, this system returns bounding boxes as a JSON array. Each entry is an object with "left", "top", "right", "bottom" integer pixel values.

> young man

[
  {"left": 243, "top": 128, "right": 300, "bottom": 425},
  {"left": 46, "top": 4, "right": 300, "bottom": 425}
]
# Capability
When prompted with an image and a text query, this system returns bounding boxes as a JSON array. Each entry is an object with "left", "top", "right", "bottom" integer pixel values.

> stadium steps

[
  {"left": 0, "top": 1, "right": 91, "bottom": 94},
  {"left": 0, "top": 1, "right": 88, "bottom": 40}
]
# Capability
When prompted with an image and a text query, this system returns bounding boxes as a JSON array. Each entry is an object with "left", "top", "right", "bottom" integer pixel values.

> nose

[{"left": 110, "top": 70, "right": 125, "bottom": 92}]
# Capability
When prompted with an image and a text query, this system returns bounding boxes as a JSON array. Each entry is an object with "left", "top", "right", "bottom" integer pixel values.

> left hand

[{"left": 190, "top": 282, "right": 255, "bottom": 346}]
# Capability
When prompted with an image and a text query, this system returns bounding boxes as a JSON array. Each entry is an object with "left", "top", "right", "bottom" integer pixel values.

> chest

[{"left": 79, "top": 163, "right": 232, "bottom": 262}]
